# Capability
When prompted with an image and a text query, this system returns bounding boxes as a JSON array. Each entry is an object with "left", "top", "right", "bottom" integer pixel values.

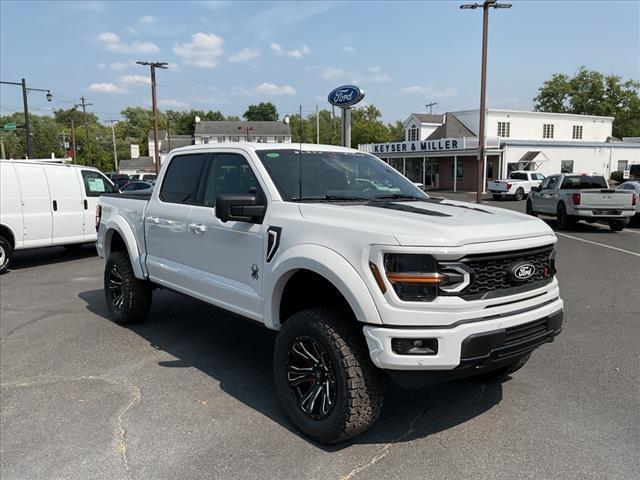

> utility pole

[
  {"left": 460, "top": 0, "right": 511, "bottom": 204},
  {"left": 136, "top": 61, "right": 168, "bottom": 174},
  {"left": 70, "top": 117, "right": 77, "bottom": 163},
  {"left": 78, "top": 96, "right": 93, "bottom": 166},
  {"left": 425, "top": 102, "right": 438, "bottom": 114},
  {"left": 315, "top": 105, "right": 320, "bottom": 144},
  {"left": 0, "top": 78, "right": 52, "bottom": 158},
  {"left": 166, "top": 117, "right": 171, "bottom": 151},
  {"left": 108, "top": 120, "right": 118, "bottom": 171}
]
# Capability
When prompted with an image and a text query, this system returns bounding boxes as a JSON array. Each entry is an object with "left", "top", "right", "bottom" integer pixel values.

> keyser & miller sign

[{"left": 371, "top": 138, "right": 464, "bottom": 154}]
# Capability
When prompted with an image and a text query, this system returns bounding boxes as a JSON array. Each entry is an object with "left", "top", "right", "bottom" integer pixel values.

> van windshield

[{"left": 255, "top": 149, "right": 426, "bottom": 202}]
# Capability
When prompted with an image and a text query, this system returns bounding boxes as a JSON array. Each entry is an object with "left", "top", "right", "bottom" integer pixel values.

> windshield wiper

[{"left": 291, "top": 195, "right": 369, "bottom": 202}]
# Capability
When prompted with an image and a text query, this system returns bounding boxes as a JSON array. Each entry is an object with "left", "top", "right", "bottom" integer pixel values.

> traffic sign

[{"left": 3, "top": 122, "right": 17, "bottom": 131}]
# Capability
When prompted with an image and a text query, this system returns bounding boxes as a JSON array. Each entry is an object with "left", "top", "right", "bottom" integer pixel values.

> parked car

[
  {"left": 527, "top": 173, "right": 636, "bottom": 231},
  {"left": 120, "top": 181, "right": 154, "bottom": 194},
  {"left": 0, "top": 159, "right": 116, "bottom": 273},
  {"left": 97, "top": 143, "right": 563, "bottom": 444},
  {"left": 487, "top": 171, "right": 545, "bottom": 201},
  {"left": 616, "top": 180, "right": 640, "bottom": 225},
  {"left": 128, "top": 173, "right": 157, "bottom": 181}
]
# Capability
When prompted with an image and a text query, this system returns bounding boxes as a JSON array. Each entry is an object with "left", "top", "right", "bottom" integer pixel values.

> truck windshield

[
  {"left": 255, "top": 149, "right": 427, "bottom": 201},
  {"left": 508, "top": 172, "right": 528, "bottom": 180},
  {"left": 560, "top": 176, "right": 608, "bottom": 189}
]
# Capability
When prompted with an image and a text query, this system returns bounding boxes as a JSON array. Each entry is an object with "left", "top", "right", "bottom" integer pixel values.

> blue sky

[{"left": 1, "top": 0, "right": 638, "bottom": 123}]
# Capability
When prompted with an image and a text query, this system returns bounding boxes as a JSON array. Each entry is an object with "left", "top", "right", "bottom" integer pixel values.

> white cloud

[
  {"left": 97, "top": 32, "right": 159, "bottom": 54},
  {"left": 109, "top": 61, "right": 132, "bottom": 71},
  {"left": 174, "top": 33, "right": 224, "bottom": 68},
  {"left": 342, "top": 46, "right": 355, "bottom": 53},
  {"left": 368, "top": 66, "right": 391, "bottom": 83},
  {"left": 306, "top": 65, "right": 347, "bottom": 81},
  {"left": 139, "top": 15, "right": 157, "bottom": 24},
  {"left": 97, "top": 62, "right": 106, "bottom": 69},
  {"left": 254, "top": 82, "right": 296, "bottom": 96},
  {"left": 401, "top": 85, "right": 458, "bottom": 98},
  {"left": 120, "top": 74, "right": 151, "bottom": 86},
  {"left": 228, "top": 47, "right": 260, "bottom": 63},
  {"left": 158, "top": 99, "right": 189, "bottom": 109},
  {"left": 88, "top": 82, "right": 125, "bottom": 94},
  {"left": 270, "top": 43, "right": 310, "bottom": 58}
]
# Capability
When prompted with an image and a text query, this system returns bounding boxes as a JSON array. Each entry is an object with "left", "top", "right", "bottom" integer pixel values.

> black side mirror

[
  {"left": 530, "top": 186, "right": 539, "bottom": 192},
  {"left": 216, "top": 194, "right": 265, "bottom": 223}
]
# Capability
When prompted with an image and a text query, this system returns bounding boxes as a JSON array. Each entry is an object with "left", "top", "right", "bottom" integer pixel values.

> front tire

[
  {"left": 608, "top": 219, "right": 626, "bottom": 232},
  {"left": 104, "top": 251, "right": 152, "bottom": 324},
  {"left": 514, "top": 188, "right": 525, "bottom": 201},
  {"left": 273, "top": 308, "right": 384, "bottom": 444},
  {"left": 0, "top": 235, "right": 13, "bottom": 274},
  {"left": 526, "top": 200, "right": 537, "bottom": 217}
]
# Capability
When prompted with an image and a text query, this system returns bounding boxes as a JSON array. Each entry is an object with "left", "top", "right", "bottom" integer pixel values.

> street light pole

[
  {"left": 460, "top": 0, "right": 511, "bottom": 203},
  {"left": 108, "top": 120, "right": 118, "bottom": 171},
  {"left": 0, "top": 78, "right": 52, "bottom": 158},
  {"left": 136, "top": 61, "right": 168, "bottom": 175}
]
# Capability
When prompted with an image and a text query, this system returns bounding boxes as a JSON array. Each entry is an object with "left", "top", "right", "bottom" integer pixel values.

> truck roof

[{"left": 169, "top": 142, "right": 361, "bottom": 154}]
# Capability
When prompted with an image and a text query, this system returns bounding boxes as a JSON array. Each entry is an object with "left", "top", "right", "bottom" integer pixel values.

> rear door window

[
  {"left": 81, "top": 170, "right": 115, "bottom": 197},
  {"left": 160, "top": 154, "right": 207, "bottom": 204}
]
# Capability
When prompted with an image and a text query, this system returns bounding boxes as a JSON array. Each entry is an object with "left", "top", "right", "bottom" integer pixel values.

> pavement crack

[{"left": 338, "top": 395, "right": 442, "bottom": 480}]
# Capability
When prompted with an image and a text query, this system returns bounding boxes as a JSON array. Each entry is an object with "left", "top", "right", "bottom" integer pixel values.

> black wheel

[
  {"left": 104, "top": 251, "right": 152, "bottom": 324},
  {"left": 492, "top": 194, "right": 501, "bottom": 201},
  {"left": 608, "top": 219, "right": 626, "bottom": 232},
  {"left": 274, "top": 308, "right": 384, "bottom": 444},
  {"left": 556, "top": 203, "right": 574, "bottom": 230},
  {"left": 478, "top": 353, "right": 531, "bottom": 381},
  {"left": 526, "top": 200, "right": 537, "bottom": 217},
  {"left": 514, "top": 188, "right": 525, "bottom": 201},
  {"left": 0, "top": 235, "right": 13, "bottom": 274}
]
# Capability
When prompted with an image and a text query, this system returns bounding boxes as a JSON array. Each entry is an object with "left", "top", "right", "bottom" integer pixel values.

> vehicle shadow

[
  {"left": 8, "top": 244, "right": 97, "bottom": 272},
  {"left": 537, "top": 217, "right": 627, "bottom": 234},
  {"left": 78, "top": 287, "right": 504, "bottom": 450}
]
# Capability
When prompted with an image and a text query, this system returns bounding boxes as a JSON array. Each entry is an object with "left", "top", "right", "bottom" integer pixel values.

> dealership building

[{"left": 358, "top": 109, "right": 640, "bottom": 190}]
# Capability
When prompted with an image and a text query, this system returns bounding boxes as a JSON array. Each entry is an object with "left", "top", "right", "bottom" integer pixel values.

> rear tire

[
  {"left": 608, "top": 219, "right": 626, "bottom": 232},
  {"left": 274, "top": 308, "right": 384, "bottom": 444},
  {"left": 0, "top": 235, "right": 13, "bottom": 274},
  {"left": 556, "top": 203, "right": 575, "bottom": 230},
  {"left": 526, "top": 200, "right": 537, "bottom": 217},
  {"left": 514, "top": 188, "right": 525, "bottom": 201},
  {"left": 492, "top": 194, "right": 501, "bottom": 201},
  {"left": 104, "top": 251, "right": 152, "bottom": 324}
]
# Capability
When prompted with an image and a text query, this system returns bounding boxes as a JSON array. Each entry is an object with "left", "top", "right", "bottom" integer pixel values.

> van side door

[
  {"left": 44, "top": 165, "right": 85, "bottom": 245},
  {"left": 13, "top": 163, "right": 53, "bottom": 248},
  {"left": 79, "top": 169, "right": 116, "bottom": 241}
]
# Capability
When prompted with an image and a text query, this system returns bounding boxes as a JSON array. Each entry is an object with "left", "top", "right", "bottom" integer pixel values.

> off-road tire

[
  {"left": 274, "top": 308, "right": 385, "bottom": 444},
  {"left": 104, "top": 251, "right": 152, "bottom": 324},
  {"left": 526, "top": 200, "right": 537, "bottom": 217},
  {"left": 478, "top": 353, "right": 532, "bottom": 381},
  {"left": 514, "top": 188, "right": 525, "bottom": 201},
  {"left": 556, "top": 203, "right": 575, "bottom": 230},
  {"left": 0, "top": 235, "right": 13, "bottom": 274},
  {"left": 608, "top": 219, "right": 626, "bottom": 232}
]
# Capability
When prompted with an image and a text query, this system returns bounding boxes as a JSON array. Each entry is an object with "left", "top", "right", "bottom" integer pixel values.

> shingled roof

[{"left": 194, "top": 121, "right": 291, "bottom": 136}]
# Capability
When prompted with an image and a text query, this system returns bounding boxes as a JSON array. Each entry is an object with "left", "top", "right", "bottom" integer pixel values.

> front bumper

[{"left": 363, "top": 298, "right": 563, "bottom": 371}]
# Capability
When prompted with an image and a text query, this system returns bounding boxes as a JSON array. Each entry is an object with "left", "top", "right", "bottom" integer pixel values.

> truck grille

[{"left": 441, "top": 246, "right": 554, "bottom": 300}]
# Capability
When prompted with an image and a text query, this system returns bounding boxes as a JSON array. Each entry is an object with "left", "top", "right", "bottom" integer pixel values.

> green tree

[
  {"left": 534, "top": 67, "right": 640, "bottom": 138},
  {"left": 351, "top": 105, "right": 391, "bottom": 146},
  {"left": 243, "top": 102, "right": 279, "bottom": 121},
  {"left": 54, "top": 108, "right": 99, "bottom": 127},
  {"left": 387, "top": 120, "right": 405, "bottom": 142}
]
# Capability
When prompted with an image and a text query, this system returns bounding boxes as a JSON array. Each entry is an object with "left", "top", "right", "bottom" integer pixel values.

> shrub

[{"left": 610, "top": 171, "right": 624, "bottom": 182}]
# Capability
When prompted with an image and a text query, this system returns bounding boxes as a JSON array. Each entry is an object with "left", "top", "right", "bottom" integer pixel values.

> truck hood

[{"left": 298, "top": 198, "right": 554, "bottom": 247}]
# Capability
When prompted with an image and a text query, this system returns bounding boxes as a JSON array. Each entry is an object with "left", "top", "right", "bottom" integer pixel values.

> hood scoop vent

[{"left": 366, "top": 201, "right": 451, "bottom": 217}]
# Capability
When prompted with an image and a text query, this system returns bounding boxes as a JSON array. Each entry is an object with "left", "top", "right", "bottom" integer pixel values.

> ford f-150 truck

[
  {"left": 96, "top": 143, "right": 564, "bottom": 444},
  {"left": 526, "top": 173, "right": 636, "bottom": 231},
  {"left": 487, "top": 171, "right": 545, "bottom": 201}
]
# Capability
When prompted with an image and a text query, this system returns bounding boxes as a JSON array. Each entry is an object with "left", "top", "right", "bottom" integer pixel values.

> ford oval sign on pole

[{"left": 328, "top": 85, "right": 364, "bottom": 148}]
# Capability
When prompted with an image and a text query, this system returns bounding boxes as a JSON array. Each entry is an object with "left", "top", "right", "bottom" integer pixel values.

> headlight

[{"left": 381, "top": 253, "right": 471, "bottom": 302}]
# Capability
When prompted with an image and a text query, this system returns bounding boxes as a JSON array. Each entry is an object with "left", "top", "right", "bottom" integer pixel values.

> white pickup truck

[
  {"left": 526, "top": 173, "right": 636, "bottom": 231},
  {"left": 96, "top": 143, "right": 563, "bottom": 444},
  {"left": 487, "top": 171, "right": 545, "bottom": 201}
]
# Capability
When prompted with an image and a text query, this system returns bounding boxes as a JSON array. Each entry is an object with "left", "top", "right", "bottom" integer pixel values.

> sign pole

[{"left": 341, "top": 107, "right": 351, "bottom": 148}]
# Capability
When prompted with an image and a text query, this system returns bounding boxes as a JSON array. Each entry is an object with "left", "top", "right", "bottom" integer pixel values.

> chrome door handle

[
  {"left": 189, "top": 223, "right": 206, "bottom": 234},
  {"left": 147, "top": 216, "right": 160, "bottom": 224}
]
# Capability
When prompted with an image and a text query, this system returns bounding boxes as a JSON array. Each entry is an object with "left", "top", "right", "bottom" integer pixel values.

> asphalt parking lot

[{"left": 1, "top": 195, "right": 638, "bottom": 480}]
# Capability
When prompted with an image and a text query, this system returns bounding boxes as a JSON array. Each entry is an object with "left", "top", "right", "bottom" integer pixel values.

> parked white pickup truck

[
  {"left": 487, "top": 171, "right": 546, "bottom": 201},
  {"left": 96, "top": 143, "right": 563, "bottom": 444},
  {"left": 526, "top": 173, "right": 636, "bottom": 231}
]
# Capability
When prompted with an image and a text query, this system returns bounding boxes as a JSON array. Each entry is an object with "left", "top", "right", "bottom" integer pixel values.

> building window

[
  {"left": 497, "top": 121, "right": 510, "bottom": 137},
  {"left": 230, "top": 136, "right": 240, "bottom": 142},
  {"left": 203, "top": 137, "right": 210, "bottom": 144},
  {"left": 408, "top": 125, "right": 419, "bottom": 141},
  {"left": 561, "top": 160, "right": 574, "bottom": 173},
  {"left": 450, "top": 163, "right": 463, "bottom": 178},
  {"left": 572, "top": 125, "right": 583, "bottom": 140},
  {"left": 617, "top": 160, "right": 628, "bottom": 172},
  {"left": 543, "top": 124, "right": 554, "bottom": 139}
]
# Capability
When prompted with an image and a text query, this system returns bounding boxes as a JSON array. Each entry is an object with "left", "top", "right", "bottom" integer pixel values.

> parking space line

[{"left": 555, "top": 232, "right": 640, "bottom": 257}]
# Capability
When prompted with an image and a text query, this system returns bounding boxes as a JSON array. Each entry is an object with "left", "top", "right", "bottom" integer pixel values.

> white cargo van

[{"left": 0, "top": 160, "right": 116, "bottom": 273}]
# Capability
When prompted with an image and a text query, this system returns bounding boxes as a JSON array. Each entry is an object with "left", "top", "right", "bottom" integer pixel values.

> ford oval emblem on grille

[{"left": 511, "top": 262, "right": 536, "bottom": 282}]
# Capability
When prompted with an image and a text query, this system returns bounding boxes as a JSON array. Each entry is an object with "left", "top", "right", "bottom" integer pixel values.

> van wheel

[
  {"left": 556, "top": 203, "right": 575, "bottom": 230},
  {"left": 526, "top": 200, "right": 537, "bottom": 217},
  {"left": 608, "top": 219, "right": 626, "bottom": 232},
  {"left": 479, "top": 354, "right": 531, "bottom": 381},
  {"left": 104, "top": 251, "right": 152, "bottom": 324},
  {"left": 274, "top": 308, "right": 384, "bottom": 444},
  {"left": 0, "top": 235, "right": 13, "bottom": 274},
  {"left": 514, "top": 188, "right": 525, "bottom": 201}
]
